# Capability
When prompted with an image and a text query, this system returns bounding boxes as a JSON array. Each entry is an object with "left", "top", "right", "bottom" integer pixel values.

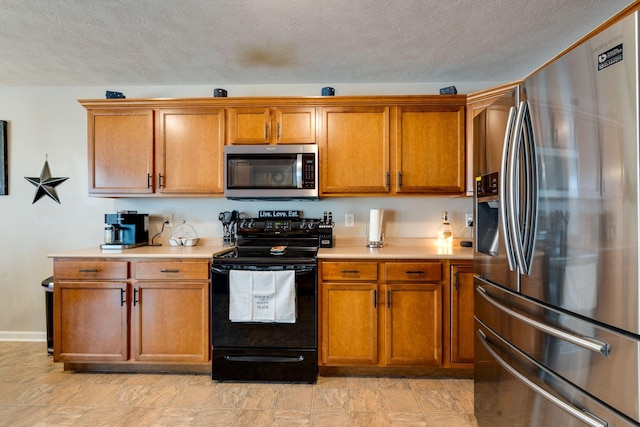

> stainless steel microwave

[{"left": 224, "top": 144, "right": 319, "bottom": 200}]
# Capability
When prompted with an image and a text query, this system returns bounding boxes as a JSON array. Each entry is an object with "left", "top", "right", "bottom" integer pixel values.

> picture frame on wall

[{"left": 0, "top": 120, "right": 6, "bottom": 195}]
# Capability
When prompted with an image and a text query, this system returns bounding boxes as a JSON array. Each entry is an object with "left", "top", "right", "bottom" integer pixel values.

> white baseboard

[{"left": 0, "top": 331, "right": 46, "bottom": 342}]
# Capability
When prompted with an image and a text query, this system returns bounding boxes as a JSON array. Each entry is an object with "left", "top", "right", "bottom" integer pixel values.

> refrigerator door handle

[
  {"left": 520, "top": 101, "right": 538, "bottom": 275},
  {"left": 477, "top": 286, "right": 610, "bottom": 356},
  {"left": 500, "top": 106, "right": 519, "bottom": 273},
  {"left": 507, "top": 102, "right": 528, "bottom": 275},
  {"left": 477, "top": 329, "right": 609, "bottom": 427}
]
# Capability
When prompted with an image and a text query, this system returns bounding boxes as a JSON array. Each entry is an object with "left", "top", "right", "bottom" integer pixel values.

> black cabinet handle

[
  {"left": 120, "top": 288, "right": 126, "bottom": 307},
  {"left": 133, "top": 288, "right": 139, "bottom": 306},
  {"left": 78, "top": 269, "right": 99, "bottom": 273},
  {"left": 398, "top": 172, "right": 402, "bottom": 188},
  {"left": 405, "top": 270, "right": 425, "bottom": 275},
  {"left": 340, "top": 270, "right": 360, "bottom": 274},
  {"left": 147, "top": 173, "right": 152, "bottom": 189},
  {"left": 386, "top": 171, "right": 390, "bottom": 188},
  {"left": 160, "top": 269, "right": 180, "bottom": 273},
  {"left": 454, "top": 271, "right": 460, "bottom": 290},
  {"left": 265, "top": 123, "right": 269, "bottom": 140},
  {"left": 158, "top": 173, "right": 164, "bottom": 189},
  {"left": 373, "top": 289, "right": 377, "bottom": 308},
  {"left": 277, "top": 122, "right": 281, "bottom": 139},
  {"left": 387, "top": 290, "right": 391, "bottom": 308}
]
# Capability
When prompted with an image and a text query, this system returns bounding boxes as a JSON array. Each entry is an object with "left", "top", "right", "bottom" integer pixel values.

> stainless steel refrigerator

[{"left": 474, "top": 11, "right": 640, "bottom": 427}]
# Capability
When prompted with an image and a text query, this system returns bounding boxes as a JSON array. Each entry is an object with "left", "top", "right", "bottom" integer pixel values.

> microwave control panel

[{"left": 302, "top": 154, "right": 316, "bottom": 189}]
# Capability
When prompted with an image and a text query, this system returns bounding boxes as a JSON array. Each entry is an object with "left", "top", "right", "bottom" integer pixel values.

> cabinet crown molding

[{"left": 79, "top": 95, "right": 467, "bottom": 109}]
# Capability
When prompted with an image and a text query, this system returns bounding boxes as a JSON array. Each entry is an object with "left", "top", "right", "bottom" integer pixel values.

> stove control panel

[
  {"left": 264, "top": 220, "right": 292, "bottom": 232},
  {"left": 237, "top": 218, "right": 321, "bottom": 232}
]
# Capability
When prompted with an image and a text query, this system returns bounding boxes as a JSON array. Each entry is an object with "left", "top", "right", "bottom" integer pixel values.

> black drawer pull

[
  {"left": 79, "top": 269, "right": 99, "bottom": 273},
  {"left": 341, "top": 270, "right": 360, "bottom": 274},
  {"left": 405, "top": 270, "right": 425, "bottom": 275},
  {"left": 160, "top": 269, "right": 180, "bottom": 273}
]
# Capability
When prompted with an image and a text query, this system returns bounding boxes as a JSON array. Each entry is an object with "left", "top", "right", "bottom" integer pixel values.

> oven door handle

[
  {"left": 224, "top": 354, "right": 305, "bottom": 363},
  {"left": 212, "top": 266, "right": 316, "bottom": 274}
]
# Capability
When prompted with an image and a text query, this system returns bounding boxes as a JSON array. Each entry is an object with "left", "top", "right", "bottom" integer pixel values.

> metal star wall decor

[{"left": 24, "top": 157, "right": 69, "bottom": 204}]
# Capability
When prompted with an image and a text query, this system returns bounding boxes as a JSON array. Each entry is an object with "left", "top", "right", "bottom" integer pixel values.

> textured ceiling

[{"left": 0, "top": 0, "right": 635, "bottom": 87}]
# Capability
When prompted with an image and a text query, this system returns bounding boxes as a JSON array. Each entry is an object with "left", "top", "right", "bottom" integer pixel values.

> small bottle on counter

[{"left": 437, "top": 211, "right": 453, "bottom": 247}]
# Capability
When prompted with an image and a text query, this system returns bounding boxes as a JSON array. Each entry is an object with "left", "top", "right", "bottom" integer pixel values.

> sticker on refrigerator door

[{"left": 598, "top": 43, "right": 623, "bottom": 71}]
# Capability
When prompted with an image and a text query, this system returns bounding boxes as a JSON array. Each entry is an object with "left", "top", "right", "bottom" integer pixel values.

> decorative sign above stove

[{"left": 259, "top": 210, "right": 301, "bottom": 219}]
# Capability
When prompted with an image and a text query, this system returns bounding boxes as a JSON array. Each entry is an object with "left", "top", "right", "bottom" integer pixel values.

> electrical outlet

[
  {"left": 465, "top": 212, "right": 473, "bottom": 227},
  {"left": 163, "top": 213, "right": 173, "bottom": 228},
  {"left": 345, "top": 213, "right": 355, "bottom": 228}
]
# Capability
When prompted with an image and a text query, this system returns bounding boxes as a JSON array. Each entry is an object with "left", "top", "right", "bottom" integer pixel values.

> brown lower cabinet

[
  {"left": 320, "top": 260, "right": 443, "bottom": 367},
  {"left": 53, "top": 258, "right": 210, "bottom": 367},
  {"left": 450, "top": 262, "right": 475, "bottom": 365}
]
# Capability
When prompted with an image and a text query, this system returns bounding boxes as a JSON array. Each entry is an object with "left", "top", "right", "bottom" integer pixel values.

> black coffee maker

[{"left": 102, "top": 211, "right": 149, "bottom": 249}]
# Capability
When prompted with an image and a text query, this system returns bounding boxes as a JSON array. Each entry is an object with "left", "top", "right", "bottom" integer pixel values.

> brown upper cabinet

[
  {"left": 87, "top": 109, "right": 155, "bottom": 195},
  {"left": 465, "top": 81, "right": 521, "bottom": 195},
  {"left": 81, "top": 96, "right": 466, "bottom": 198},
  {"left": 82, "top": 101, "right": 225, "bottom": 197},
  {"left": 319, "top": 101, "right": 466, "bottom": 196},
  {"left": 320, "top": 106, "right": 391, "bottom": 194},
  {"left": 227, "top": 106, "right": 316, "bottom": 144},
  {"left": 395, "top": 105, "right": 465, "bottom": 194},
  {"left": 155, "top": 108, "right": 225, "bottom": 195}
]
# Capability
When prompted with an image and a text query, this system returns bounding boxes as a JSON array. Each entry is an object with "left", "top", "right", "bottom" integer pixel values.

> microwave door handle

[
  {"left": 500, "top": 106, "right": 518, "bottom": 273},
  {"left": 296, "top": 154, "right": 303, "bottom": 189}
]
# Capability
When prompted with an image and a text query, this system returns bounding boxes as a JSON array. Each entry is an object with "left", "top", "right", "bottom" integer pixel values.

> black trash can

[{"left": 41, "top": 276, "right": 53, "bottom": 355}]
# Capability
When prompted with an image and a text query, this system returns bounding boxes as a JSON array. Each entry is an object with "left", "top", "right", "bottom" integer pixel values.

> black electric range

[{"left": 210, "top": 216, "right": 321, "bottom": 383}]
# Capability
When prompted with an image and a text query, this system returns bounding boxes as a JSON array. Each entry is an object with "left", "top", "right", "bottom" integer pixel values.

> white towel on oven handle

[
  {"left": 229, "top": 270, "right": 296, "bottom": 323},
  {"left": 229, "top": 270, "right": 253, "bottom": 322}
]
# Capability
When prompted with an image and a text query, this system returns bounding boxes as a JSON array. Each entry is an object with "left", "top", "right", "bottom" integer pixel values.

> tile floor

[{"left": 0, "top": 341, "right": 478, "bottom": 426}]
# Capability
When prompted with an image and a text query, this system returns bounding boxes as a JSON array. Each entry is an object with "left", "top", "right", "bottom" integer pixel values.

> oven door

[
  {"left": 210, "top": 262, "right": 318, "bottom": 382},
  {"left": 211, "top": 263, "right": 317, "bottom": 349}
]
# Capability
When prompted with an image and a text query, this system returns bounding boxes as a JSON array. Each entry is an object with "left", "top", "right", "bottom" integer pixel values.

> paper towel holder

[
  {"left": 367, "top": 234, "right": 385, "bottom": 248},
  {"left": 367, "top": 208, "right": 385, "bottom": 248}
]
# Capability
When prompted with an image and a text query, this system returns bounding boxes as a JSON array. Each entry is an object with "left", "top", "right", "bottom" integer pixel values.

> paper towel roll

[{"left": 368, "top": 209, "right": 384, "bottom": 242}]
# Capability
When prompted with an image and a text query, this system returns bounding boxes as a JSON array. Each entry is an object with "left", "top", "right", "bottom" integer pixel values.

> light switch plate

[{"left": 345, "top": 213, "right": 355, "bottom": 228}]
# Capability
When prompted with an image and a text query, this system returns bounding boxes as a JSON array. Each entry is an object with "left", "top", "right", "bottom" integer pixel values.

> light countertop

[
  {"left": 318, "top": 238, "right": 473, "bottom": 260},
  {"left": 47, "top": 239, "right": 233, "bottom": 259},
  {"left": 48, "top": 238, "right": 473, "bottom": 260}
]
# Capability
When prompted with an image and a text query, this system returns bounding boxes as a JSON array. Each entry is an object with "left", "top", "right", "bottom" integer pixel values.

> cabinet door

[
  {"left": 384, "top": 284, "right": 442, "bottom": 366},
  {"left": 466, "top": 82, "right": 519, "bottom": 195},
  {"left": 88, "top": 109, "right": 154, "bottom": 195},
  {"left": 321, "top": 283, "right": 378, "bottom": 365},
  {"left": 451, "top": 263, "right": 475, "bottom": 364},
  {"left": 227, "top": 107, "right": 271, "bottom": 144},
  {"left": 155, "top": 108, "right": 225, "bottom": 194},
  {"left": 320, "top": 106, "right": 390, "bottom": 194},
  {"left": 276, "top": 107, "right": 316, "bottom": 144},
  {"left": 132, "top": 281, "right": 209, "bottom": 362},
  {"left": 54, "top": 281, "right": 128, "bottom": 362},
  {"left": 395, "top": 106, "right": 465, "bottom": 194}
]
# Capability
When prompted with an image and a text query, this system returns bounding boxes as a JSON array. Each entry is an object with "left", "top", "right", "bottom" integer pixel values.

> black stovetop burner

[{"left": 213, "top": 216, "right": 321, "bottom": 265}]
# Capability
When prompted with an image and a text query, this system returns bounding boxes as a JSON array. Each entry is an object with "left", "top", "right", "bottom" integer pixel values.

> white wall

[{"left": 0, "top": 82, "right": 485, "bottom": 340}]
